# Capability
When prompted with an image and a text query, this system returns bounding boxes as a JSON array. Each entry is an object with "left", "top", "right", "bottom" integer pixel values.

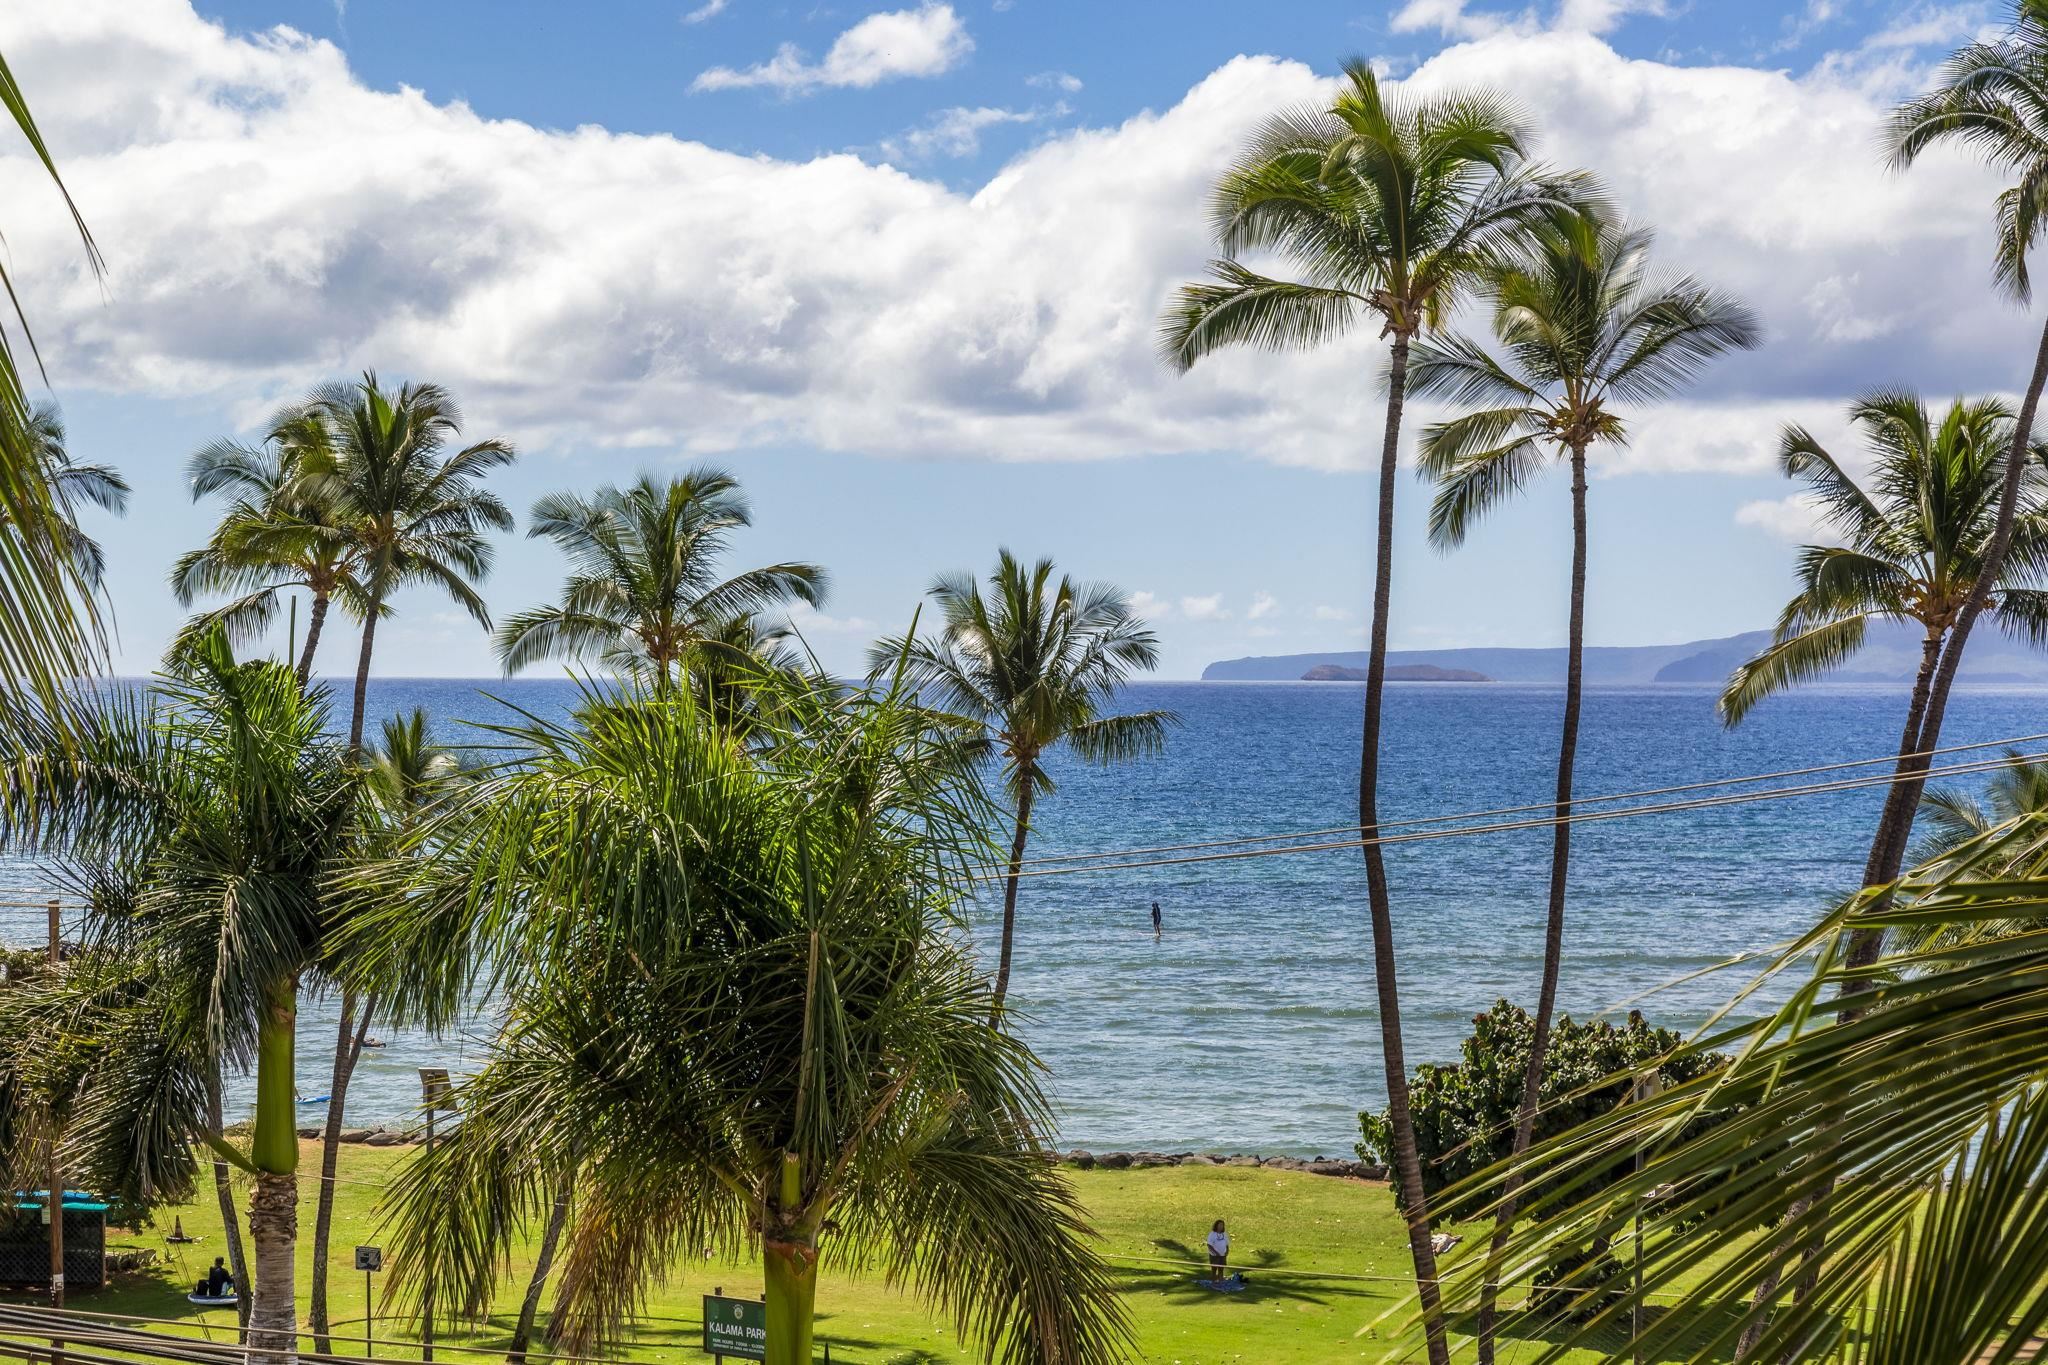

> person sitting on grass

[
  {"left": 1206, "top": 1219, "right": 1229, "bottom": 1281},
  {"left": 204, "top": 1257, "right": 233, "bottom": 1298}
]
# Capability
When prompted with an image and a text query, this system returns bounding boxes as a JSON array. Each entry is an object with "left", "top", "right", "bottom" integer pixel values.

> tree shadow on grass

[
  {"left": 1482, "top": 1295, "right": 1786, "bottom": 1364},
  {"left": 1126, "top": 1239, "right": 1335, "bottom": 1308}
]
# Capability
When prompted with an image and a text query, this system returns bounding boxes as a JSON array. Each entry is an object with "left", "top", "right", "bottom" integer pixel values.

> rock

[
  {"left": 1131, "top": 1153, "right": 1172, "bottom": 1169},
  {"left": 1355, "top": 1163, "right": 1390, "bottom": 1181},
  {"left": 1263, "top": 1157, "right": 1308, "bottom": 1172},
  {"left": 339, "top": 1128, "right": 375, "bottom": 1144},
  {"left": 1067, "top": 1150, "right": 1096, "bottom": 1169},
  {"left": 1224, "top": 1155, "right": 1261, "bottom": 1168},
  {"left": 1096, "top": 1152, "right": 1132, "bottom": 1170},
  {"left": 1307, "top": 1160, "right": 1352, "bottom": 1177},
  {"left": 364, "top": 1130, "right": 405, "bottom": 1147},
  {"left": 296, "top": 1126, "right": 322, "bottom": 1139}
]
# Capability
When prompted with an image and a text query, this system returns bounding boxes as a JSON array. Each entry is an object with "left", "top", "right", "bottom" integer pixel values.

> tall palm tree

[
  {"left": 1413, "top": 809, "right": 2048, "bottom": 1364},
  {"left": 1720, "top": 394, "right": 2048, "bottom": 1349},
  {"left": 172, "top": 403, "right": 363, "bottom": 684},
  {"left": 871, "top": 551, "right": 1172, "bottom": 1015},
  {"left": 14, "top": 402, "right": 129, "bottom": 591},
  {"left": 1878, "top": 0, "right": 2048, "bottom": 956},
  {"left": 0, "top": 630, "right": 364, "bottom": 1365},
  {"left": 309, "top": 707, "right": 467, "bottom": 1354},
  {"left": 1158, "top": 62, "right": 1586, "bottom": 1358},
  {"left": 0, "top": 48, "right": 111, "bottom": 708},
  {"left": 1409, "top": 214, "right": 1759, "bottom": 1361},
  {"left": 1721, "top": 392, "right": 2048, "bottom": 896},
  {"left": 310, "top": 373, "right": 515, "bottom": 750},
  {"left": 493, "top": 470, "right": 826, "bottom": 684},
  {"left": 342, "top": 674, "right": 1131, "bottom": 1365}
]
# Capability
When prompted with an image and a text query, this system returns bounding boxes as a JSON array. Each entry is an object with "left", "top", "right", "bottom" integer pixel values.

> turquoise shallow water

[{"left": 4, "top": 677, "right": 2042, "bottom": 1153}]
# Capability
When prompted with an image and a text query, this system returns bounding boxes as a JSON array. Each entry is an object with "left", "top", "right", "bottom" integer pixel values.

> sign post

[
  {"left": 700, "top": 1293, "right": 766, "bottom": 1362},
  {"left": 355, "top": 1246, "right": 382, "bottom": 1359}
]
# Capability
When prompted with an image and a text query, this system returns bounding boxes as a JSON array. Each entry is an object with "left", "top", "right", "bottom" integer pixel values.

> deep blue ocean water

[{"left": 5, "top": 677, "right": 2043, "bottom": 1153}]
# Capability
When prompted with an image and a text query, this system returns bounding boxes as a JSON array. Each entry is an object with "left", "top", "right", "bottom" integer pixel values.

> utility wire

[
  {"left": 1004, "top": 729, "right": 2048, "bottom": 871},
  {"left": 978, "top": 745, "right": 2048, "bottom": 883}
]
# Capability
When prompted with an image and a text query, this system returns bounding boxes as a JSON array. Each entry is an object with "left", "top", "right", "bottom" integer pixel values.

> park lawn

[{"left": 5, "top": 1140, "right": 1674, "bottom": 1364}]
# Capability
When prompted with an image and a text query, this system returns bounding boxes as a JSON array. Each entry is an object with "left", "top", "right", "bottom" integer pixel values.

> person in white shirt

[{"left": 1205, "top": 1219, "right": 1229, "bottom": 1280}]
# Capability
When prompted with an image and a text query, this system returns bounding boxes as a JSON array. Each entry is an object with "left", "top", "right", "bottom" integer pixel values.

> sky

[{"left": 0, "top": 0, "right": 2027, "bottom": 678}]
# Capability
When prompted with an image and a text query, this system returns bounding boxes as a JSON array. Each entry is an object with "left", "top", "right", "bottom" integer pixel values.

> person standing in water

[{"left": 1151, "top": 901, "right": 1162, "bottom": 935}]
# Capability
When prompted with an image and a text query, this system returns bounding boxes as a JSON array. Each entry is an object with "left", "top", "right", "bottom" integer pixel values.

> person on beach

[
  {"left": 1151, "top": 901, "right": 1162, "bottom": 934},
  {"left": 1205, "top": 1219, "right": 1229, "bottom": 1280}
]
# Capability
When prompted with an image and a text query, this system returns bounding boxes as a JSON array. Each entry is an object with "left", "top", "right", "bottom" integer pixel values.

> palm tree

[
  {"left": 1915, "top": 749, "right": 2048, "bottom": 863},
  {"left": 1721, "top": 393, "right": 2048, "bottom": 903},
  {"left": 341, "top": 674, "right": 1131, "bottom": 1365},
  {"left": 1157, "top": 62, "right": 1586, "bottom": 1359},
  {"left": 872, "top": 551, "right": 1172, "bottom": 1016},
  {"left": 0, "top": 48, "right": 111, "bottom": 708},
  {"left": 12, "top": 402, "right": 129, "bottom": 591},
  {"left": 309, "top": 372, "right": 515, "bottom": 750},
  {"left": 0, "top": 630, "right": 363, "bottom": 1365},
  {"left": 1412, "top": 810, "right": 2048, "bottom": 1363},
  {"left": 1877, "top": 0, "right": 2048, "bottom": 955},
  {"left": 1409, "top": 213, "right": 1760, "bottom": 1360},
  {"left": 309, "top": 707, "right": 467, "bottom": 1354},
  {"left": 493, "top": 470, "right": 826, "bottom": 684},
  {"left": 172, "top": 403, "right": 363, "bottom": 684}
]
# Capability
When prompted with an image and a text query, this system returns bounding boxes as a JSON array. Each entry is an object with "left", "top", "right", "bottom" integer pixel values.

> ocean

[{"left": 3, "top": 677, "right": 2040, "bottom": 1155}]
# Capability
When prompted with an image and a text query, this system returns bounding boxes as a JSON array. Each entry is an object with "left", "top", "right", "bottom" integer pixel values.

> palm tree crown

[
  {"left": 874, "top": 550, "right": 1172, "bottom": 1014},
  {"left": 172, "top": 402, "right": 364, "bottom": 682},
  {"left": 1160, "top": 61, "right": 1588, "bottom": 367},
  {"left": 16, "top": 401, "right": 128, "bottom": 590},
  {"left": 1410, "top": 214, "right": 1762, "bottom": 542},
  {"left": 1720, "top": 392, "right": 2048, "bottom": 724},
  {"left": 494, "top": 469, "right": 826, "bottom": 682},
  {"left": 1887, "top": 0, "right": 2048, "bottom": 301},
  {"left": 306, "top": 373, "right": 515, "bottom": 747}
]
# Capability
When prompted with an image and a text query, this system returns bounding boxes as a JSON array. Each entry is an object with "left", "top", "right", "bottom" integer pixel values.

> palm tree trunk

[
  {"left": 507, "top": 1177, "right": 571, "bottom": 1365},
  {"left": 1474, "top": 443, "right": 1591, "bottom": 1365},
  {"left": 348, "top": 609, "right": 379, "bottom": 752},
  {"left": 1359, "top": 331, "right": 1450, "bottom": 1365},
  {"left": 246, "top": 982, "right": 300, "bottom": 1365},
  {"left": 762, "top": 1155, "right": 816, "bottom": 1365},
  {"left": 207, "top": 1073, "right": 252, "bottom": 1338},
  {"left": 294, "top": 592, "right": 330, "bottom": 688},
  {"left": 310, "top": 992, "right": 373, "bottom": 1353},
  {"left": 988, "top": 781, "right": 1037, "bottom": 1017}
]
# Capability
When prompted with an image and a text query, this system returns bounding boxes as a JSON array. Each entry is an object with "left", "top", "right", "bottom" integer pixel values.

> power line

[
  {"left": 978, "top": 745, "right": 2048, "bottom": 883},
  {"left": 1004, "top": 729, "right": 2048, "bottom": 871}
]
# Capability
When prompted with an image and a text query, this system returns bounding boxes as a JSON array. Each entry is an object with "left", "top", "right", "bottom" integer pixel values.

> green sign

[{"left": 701, "top": 1294, "right": 767, "bottom": 1361}]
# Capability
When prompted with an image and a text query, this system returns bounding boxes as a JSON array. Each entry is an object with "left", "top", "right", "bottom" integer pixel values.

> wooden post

[
  {"left": 422, "top": 1106, "right": 435, "bottom": 1364},
  {"left": 47, "top": 899, "right": 64, "bottom": 1365}
]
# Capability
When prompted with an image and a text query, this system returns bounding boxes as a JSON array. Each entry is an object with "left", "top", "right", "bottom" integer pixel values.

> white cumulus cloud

[
  {"left": 682, "top": 0, "right": 729, "bottom": 24},
  {"left": 0, "top": 3, "right": 2025, "bottom": 477},
  {"left": 1735, "top": 493, "right": 1836, "bottom": 543},
  {"left": 692, "top": 3, "right": 971, "bottom": 93},
  {"left": 882, "top": 103, "right": 1055, "bottom": 161},
  {"left": 1247, "top": 590, "right": 1278, "bottom": 620},
  {"left": 1179, "top": 593, "right": 1228, "bottom": 622}
]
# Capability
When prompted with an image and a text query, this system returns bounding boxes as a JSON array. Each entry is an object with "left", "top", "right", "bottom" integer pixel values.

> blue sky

[{"left": 0, "top": 0, "right": 2024, "bottom": 677}]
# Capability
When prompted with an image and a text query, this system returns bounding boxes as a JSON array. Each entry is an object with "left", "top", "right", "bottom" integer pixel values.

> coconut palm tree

[
  {"left": 493, "top": 470, "right": 826, "bottom": 685},
  {"left": 1721, "top": 392, "right": 2048, "bottom": 897},
  {"left": 309, "top": 707, "right": 468, "bottom": 1354},
  {"left": 341, "top": 673, "right": 1131, "bottom": 1365},
  {"left": 172, "top": 402, "right": 363, "bottom": 684},
  {"left": 871, "top": 551, "right": 1172, "bottom": 1016},
  {"left": 12, "top": 402, "right": 129, "bottom": 592},
  {"left": 1412, "top": 810, "right": 2048, "bottom": 1364},
  {"left": 0, "top": 629, "right": 364, "bottom": 1365},
  {"left": 1878, "top": 0, "right": 2048, "bottom": 947},
  {"left": 1409, "top": 213, "right": 1759, "bottom": 1360},
  {"left": 1157, "top": 62, "right": 1587, "bottom": 1358},
  {"left": 0, "top": 48, "right": 111, "bottom": 708},
  {"left": 309, "top": 373, "right": 515, "bottom": 750}
]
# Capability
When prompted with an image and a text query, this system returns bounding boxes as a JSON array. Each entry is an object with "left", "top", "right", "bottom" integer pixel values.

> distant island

[
  {"left": 1303, "top": 663, "right": 1491, "bottom": 683},
  {"left": 1206, "top": 620, "right": 2048, "bottom": 685}
]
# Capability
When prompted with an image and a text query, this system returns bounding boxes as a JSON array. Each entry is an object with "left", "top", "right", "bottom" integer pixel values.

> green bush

[{"left": 1357, "top": 1000, "right": 1730, "bottom": 1215}]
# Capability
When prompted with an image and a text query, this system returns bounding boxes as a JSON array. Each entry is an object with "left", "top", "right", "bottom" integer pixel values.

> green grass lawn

[{"left": 0, "top": 1140, "right": 1710, "bottom": 1364}]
